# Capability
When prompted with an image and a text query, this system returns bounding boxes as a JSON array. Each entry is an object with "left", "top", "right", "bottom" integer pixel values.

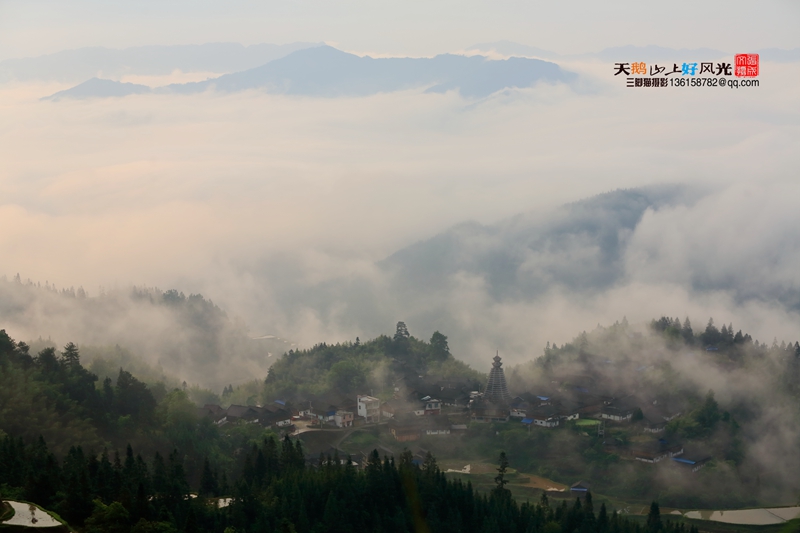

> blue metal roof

[
  {"left": 521, "top": 418, "right": 533, "bottom": 424},
  {"left": 672, "top": 458, "right": 696, "bottom": 465}
]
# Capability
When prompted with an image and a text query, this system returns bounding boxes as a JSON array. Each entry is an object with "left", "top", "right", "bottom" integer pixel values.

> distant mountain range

[
  {"left": 0, "top": 42, "right": 322, "bottom": 84},
  {"left": 10, "top": 41, "right": 798, "bottom": 89},
  {"left": 30, "top": 41, "right": 800, "bottom": 101},
  {"left": 43, "top": 45, "right": 577, "bottom": 100}
]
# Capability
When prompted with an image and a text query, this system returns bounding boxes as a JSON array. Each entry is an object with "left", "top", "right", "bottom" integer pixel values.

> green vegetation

[
  {"left": 0, "top": 328, "right": 279, "bottom": 481},
  {"left": 0, "top": 323, "right": 707, "bottom": 533},
  {"left": 0, "top": 502, "right": 13, "bottom": 522},
  {"left": 0, "top": 426, "right": 694, "bottom": 533},
  {"left": 503, "top": 317, "right": 800, "bottom": 510},
  {"left": 306, "top": 315, "right": 800, "bottom": 511},
  {"left": 779, "top": 519, "right": 800, "bottom": 533},
  {"left": 263, "top": 323, "right": 484, "bottom": 403},
  {"left": 3, "top": 309, "right": 799, "bottom": 530}
]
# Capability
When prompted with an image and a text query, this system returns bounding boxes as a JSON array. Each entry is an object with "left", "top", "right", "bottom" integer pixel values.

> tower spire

[{"left": 484, "top": 352, "right": 511, "bottom": 404}]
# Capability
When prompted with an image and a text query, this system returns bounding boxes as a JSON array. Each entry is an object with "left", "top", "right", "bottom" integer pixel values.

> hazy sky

[
  {"left": 1, "top": 1, "right": 799, "bottom": 366},
  {"left": 1, "top": 0, "right": 798, "bottom": 60}
]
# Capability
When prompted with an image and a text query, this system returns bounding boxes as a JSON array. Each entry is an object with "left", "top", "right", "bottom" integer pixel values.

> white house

[{"left": 357, "top": 395, "right": 381, "bottom": 423}]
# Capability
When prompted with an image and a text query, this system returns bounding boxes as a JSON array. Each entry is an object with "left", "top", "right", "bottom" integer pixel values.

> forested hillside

[
  {"left": 3, "top": 309, "right": 799, "bottom": 530},
  {"left": 0, "top": 432, "right": 692, "bottom": 533},
  {"left": 0, "top": 277, "right": 283, "bottom": 390},
  {"left": 262, "top": 322, "right": 484, "bottom": 404},
  {"left": 503, "top": 317, "right": 800, "bottom": 508},
  {"left": 0, "top": 328, "right": 264, "bottom": 471},
  {"left": 0, "top": 328, "right": 691, "bottom": 533}
]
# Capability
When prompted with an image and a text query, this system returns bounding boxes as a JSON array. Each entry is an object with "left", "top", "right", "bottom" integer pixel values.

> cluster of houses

[
  {"left": 469, "top": 355, "right": 685, "bottom": 432},
  {"left": 196, "top": 402, "right": 294, "bottom": 429},
  {"left": 467, "top": 355, "right": 710, "bottom": 470},
  {"left": 197, "top": 354, "right": 710, "bottom": 471},
  {"left": 481, "top": 389, "right": 685, "bottom": 432},
  {"left": 196, "top": 376, "right": 476, "bottom": 443}
]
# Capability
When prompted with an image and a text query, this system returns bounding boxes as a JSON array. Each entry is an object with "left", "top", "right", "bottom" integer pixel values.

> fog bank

[{"left": 1, "top": 60, "right": 798, "bottom": 373}]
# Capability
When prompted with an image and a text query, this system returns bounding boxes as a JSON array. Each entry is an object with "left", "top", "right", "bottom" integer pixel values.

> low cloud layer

[{"left": 1, "top": 59, "right": 798, "bottom": 376}]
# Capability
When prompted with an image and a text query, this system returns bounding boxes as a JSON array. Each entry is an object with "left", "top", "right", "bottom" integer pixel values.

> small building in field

[
  {"left": 424, "top": 415, "right": 451, "bottom": 436},
  {"left": 303, "top": 392, "right": 357, "bottom": 424},
  {"left": 570, "top": 480, "right": 591, "bottom": 498},
  {"left": 259, "top": 405, "right": 293, "bottom": 428},
  {"left": 380, "top": 399, "right": 410, "bottom": 419},
  {"left": 528, "top": 405, "right": 561, "bottom": 428},
  {"left": 672, "top": 456, "right": 711, "bottom": 472},
  {"left": 197, "top": 404, "right": 226, "bottom": 423},
  {"left": 334, "top": 410, "right": 354, "bottom": 428},
  {"left": 599, "top": 395, "right": 640, "bottom": 423},
  {"left": 422, "top": 398, "right": 441, "bottom": 416},
  {"left": 640, "top": 399, "right": 682, "bottom": 433},
  {"left": 633, "top": 439, "right": 684, "bottom": 463},
  {"left": 224, "top": 404, "right": 260, "bottom": 424}
]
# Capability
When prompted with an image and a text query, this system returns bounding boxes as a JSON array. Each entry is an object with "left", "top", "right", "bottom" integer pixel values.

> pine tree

[
  {"left": 61, "top": 342, "right": 81, "bottom": 367},
  {"left": 493, "top": 452, "right": 510, "bottom": 497},
  {"left": 681, "top": 316, "right": 694, "bottom": 344},
  {"left": 422, "top": 451, "right": 438, "bottom": 477},
  {"left": 394, "top": 322, "right": 410, "bottom": 340},
  {"left": 200, "top": 458, "right": 218, "bottom": 496},
  {"left": 597, "top": 503, "right": 609, "bottom": 533},
  {"left": 430, "top": 331, "right": 450, "bottom": 362},
  {"left": 647, "top": 501, "right": 662, "bottom": 533}
]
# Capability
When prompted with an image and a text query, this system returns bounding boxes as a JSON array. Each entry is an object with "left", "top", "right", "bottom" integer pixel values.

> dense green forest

[
  {"left": 0, "top": 328, "right": 270, "bottom": 478},
  {"left": 262, "top": 323, "right": 485, "bottom": 403},
  {"left": 0, "top": 433, "right": 693, "bottom": 533}
]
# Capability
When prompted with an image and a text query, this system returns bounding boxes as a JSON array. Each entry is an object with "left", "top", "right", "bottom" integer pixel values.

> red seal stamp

[{"left": 734, "top": 54, "right": 759, "bottom": 77}]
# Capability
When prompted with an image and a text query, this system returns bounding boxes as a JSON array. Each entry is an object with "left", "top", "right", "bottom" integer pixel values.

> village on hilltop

[{"left": 198, "top": 351, "right": 711, "bottom": 474}]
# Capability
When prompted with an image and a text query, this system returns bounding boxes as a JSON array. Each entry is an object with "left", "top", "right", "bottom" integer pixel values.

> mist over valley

[{"left": 1, "top": 3, "right": 799, "bottom": 531}]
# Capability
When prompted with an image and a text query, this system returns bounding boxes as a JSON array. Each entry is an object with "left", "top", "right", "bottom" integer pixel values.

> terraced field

[{"left": 0, "top": 501, "right": 67, "bottom": 531}]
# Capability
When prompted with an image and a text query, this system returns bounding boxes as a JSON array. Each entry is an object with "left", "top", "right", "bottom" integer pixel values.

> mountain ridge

[
  {"left": 43, "top": 45, "right": 577, "bottom": 100},
  {"left": 1, "top": 41, "right": 323, "bottom": 83}
]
